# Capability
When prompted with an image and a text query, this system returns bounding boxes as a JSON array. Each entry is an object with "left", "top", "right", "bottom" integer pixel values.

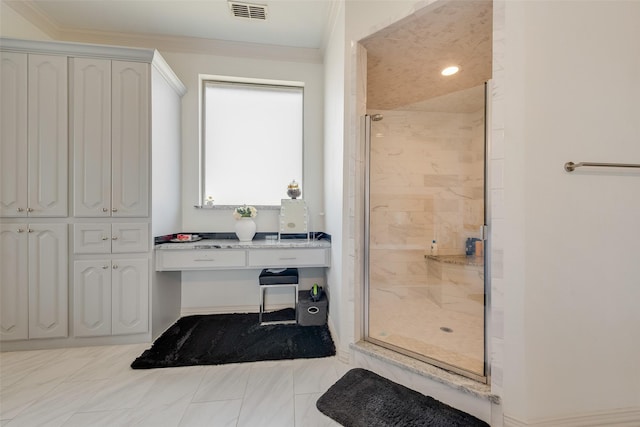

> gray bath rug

[{"left": 316, "top": 368, "right": 489, "bottom": 427}]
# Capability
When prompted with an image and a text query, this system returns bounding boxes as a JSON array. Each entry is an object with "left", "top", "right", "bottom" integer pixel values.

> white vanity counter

[{"left": 155, "top": 238, "right": 331, "bottom": 271}]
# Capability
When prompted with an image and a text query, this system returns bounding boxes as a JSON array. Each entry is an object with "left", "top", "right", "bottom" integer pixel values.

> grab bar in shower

[{"left": 564, "top": 161, "right": 640, "bottom": 172}]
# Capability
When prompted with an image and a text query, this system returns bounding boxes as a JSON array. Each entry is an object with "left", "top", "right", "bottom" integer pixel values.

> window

[{"left": 201, "top": 78, "right": 303, "bottom": 206}]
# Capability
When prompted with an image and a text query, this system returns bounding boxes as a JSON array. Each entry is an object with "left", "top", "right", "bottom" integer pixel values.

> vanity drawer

[
  {"left": 248, "top": 248, "right": 330, "bottom": 268},
  {"left": 156, "top": 250, "right": 246, "bottom": 271}
]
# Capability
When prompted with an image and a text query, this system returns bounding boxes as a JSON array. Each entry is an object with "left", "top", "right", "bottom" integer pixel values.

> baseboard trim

[
  {"left": 181, "top": 304, "right": 292, "bottom": 316},
  {"left": 504, "top": 407, "right": 640, "bottom": 427}
]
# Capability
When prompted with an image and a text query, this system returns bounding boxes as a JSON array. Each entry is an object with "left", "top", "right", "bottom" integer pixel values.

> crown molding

[
  {"left": 151, "top": 51, "right": 187, "bottom": 97},
  {"left": 5, "top": 0, "right": 323, "bottom": 64},
  {"left": 56, "top": 29, "right": 323, "bottom": 64}
]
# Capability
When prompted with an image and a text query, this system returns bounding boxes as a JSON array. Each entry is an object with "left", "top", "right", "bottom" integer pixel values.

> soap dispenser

[{"left": 430, "top": 240, "right": 438, "bottom": 256}]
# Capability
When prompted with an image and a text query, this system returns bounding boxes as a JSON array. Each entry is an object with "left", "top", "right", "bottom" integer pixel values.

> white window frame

[{"left": 199, "top": 75, "right": 304, "bottom": 207}]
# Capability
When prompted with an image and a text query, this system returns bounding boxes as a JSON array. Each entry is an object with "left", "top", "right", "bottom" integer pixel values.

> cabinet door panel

[
  {"left": 27, "top": 55, "right": 68, "bottom": 217},
  {"left": 0, "top": 53, "right": 28, "bottom": 217},
  {"left": 73, "top": 223, "right": 111, "bottom": 254},
  {"left": 28, "top": 223, "right": 68, "bottom": 339},
  {"left": 0, "top": 224, "right": 28, "bottom": 340},
  {"left": 111, "top": 61, "right": 149, "bottom": 217},
  {"left": 111, "top": 223, "right": 148, "bottom": 253},
  {"left": 112, "top": 258, "right": 148, "bottom": 335},
  {"left": 72, "top": 58, "right": 112, "bottom": 217},
  {"left": 74, "top": 260, "right": 111, "bottom": 337}
]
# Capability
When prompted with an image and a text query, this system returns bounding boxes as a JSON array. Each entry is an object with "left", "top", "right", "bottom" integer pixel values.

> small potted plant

[{"left": 233, "top": 205, "right": 257, "bottom": 242}]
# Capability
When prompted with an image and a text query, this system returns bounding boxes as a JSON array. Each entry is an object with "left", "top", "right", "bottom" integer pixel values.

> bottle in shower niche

[{"left": 430, "top": 240, "right": 438, "bottom": 256}]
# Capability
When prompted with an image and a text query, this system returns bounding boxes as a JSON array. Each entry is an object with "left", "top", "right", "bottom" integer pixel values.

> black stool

[{"left": 258, "top": 268, "right": 299, "bottom": 325}]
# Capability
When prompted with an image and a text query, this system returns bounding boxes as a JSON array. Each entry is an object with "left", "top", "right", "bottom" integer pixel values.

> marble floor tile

[
  {"left": 1, "top": 344, "right": 348, "bottom": 427},
  {"left": 178, "top": 400, "right": 242, "bottom": 427},
  {"left": 237, "top": 362, "right": 295, "bottom": 427},
  {"left": 294, "top": 392, "right": 340, "bottom": 427},
  {"left": 192, "top": 363, "right": 250, "bottom": 403}
]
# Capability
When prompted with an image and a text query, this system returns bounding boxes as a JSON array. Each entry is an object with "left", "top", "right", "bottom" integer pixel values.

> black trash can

[{"left": 297, "top": 290, "right": 328, "bottom": 326}]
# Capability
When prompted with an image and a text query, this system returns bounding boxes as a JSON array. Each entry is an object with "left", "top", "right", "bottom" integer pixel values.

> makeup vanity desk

[{"left": 154, "top": 238, "right": 331, "bottom": 271}]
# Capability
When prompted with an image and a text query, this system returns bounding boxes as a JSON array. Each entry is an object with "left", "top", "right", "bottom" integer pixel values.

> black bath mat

[
  {"left": 131, "top": 309, "right": 335, "bottom": 369},
  {"left": 316, "top": 368, "right": 489, "bottom": 427}
]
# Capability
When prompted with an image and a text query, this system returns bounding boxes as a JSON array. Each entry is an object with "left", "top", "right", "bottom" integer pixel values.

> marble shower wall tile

[{"left": 368, "top": 106, "right": 485, "bottom": 283}]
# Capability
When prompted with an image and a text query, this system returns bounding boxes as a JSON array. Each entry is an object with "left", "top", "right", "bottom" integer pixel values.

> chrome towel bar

[{"left": 564, "top": 162, "right": 640, "bottom": 172}]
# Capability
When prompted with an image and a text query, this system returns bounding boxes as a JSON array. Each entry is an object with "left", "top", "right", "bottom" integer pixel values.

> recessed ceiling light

[{"left": 441, "top": 66, "right": 460, "bottom": 76}]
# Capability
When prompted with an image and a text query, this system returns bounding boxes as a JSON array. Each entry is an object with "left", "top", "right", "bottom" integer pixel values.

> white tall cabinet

[
  {"left": 0, "top": 53, "right": 68, "bottom": 218},
  {"left": 72, "top": 58, "right": 149, "bottom": 218},
  {"left": 0, "top": 38, "right": 185, "bottom": 350}
]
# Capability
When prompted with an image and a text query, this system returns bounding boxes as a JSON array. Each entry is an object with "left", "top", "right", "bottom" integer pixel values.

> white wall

[
  {"left": 500, "top": 0, "right": 640, "bottom": 424},
  {"left": 322, "top": 0, "right": 347, "bottom": 356},
  {"left": 159, "top": 51, "right": 325, "bottom": 235}
]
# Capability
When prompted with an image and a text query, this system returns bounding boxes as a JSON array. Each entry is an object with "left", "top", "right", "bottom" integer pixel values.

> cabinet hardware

[
  {"left": 194, "top": 259, "right": 215, "bottom": 262},
  {"left": 279, "top": 257, "right": 297, "bottom": 260},
  {"left": 102, "top": 265, "right": 109, "bottom": 269},
  {"left": 102, "top": 208, "right": 108, "bottom": 212},
  {"left": 28, "top": 229, "right": 33, "bottom": 233},
  {"left": 112, "top": 237, "right": 118, "bottom": 240},
  {"left": 102, "top": 237, "right": 109, "bottom": 240},
  {"left": 17, "top": 228, "right": 25, "bottom": 233},
  {"left": 111, "top": 208, "right": 118, "bottom": 212},
  {"left": 17, "top": 207, "right": 24, "bottom": 212},
  {"left": 26, "top": 207, "right": 33, "bottom": 212},
  {"left": 112, "top": 265, "right": 118, "bottom": 269}
]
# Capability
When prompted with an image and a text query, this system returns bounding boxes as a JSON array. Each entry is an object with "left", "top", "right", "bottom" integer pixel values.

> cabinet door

[
  {"left": 73, "top": 223, "right": 111, "bottom": 254},
  {"left": 112, "top": 258, "right": 148, "bottom": 335},
  {"left": 1, "top": 53, "right": 28, "bottom": 217},
  {"left": 111, "top": 61, "right": 149, "bottom": 217},
  {"left": 74, "top": 260, "right": 111, "bottom": 337},
  {"left": 111, "top": 223, "right": 149, "bottom": 253},
  {"left": 72, "top": 58, "right": 112, "bottom": 217},
  {"left": 28, "top": 223, "right": 68, "bottom": 339},
  {"left": 0, "top": 224, "right": 28, "bottom": 340},
  {"left": 27, "top": 55, "right": 68, "bottom": 217}
]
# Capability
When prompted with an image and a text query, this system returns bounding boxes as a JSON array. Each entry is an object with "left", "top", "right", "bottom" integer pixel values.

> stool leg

[{"left": 259, "top": 286, "right": 264, "bottom": 324}]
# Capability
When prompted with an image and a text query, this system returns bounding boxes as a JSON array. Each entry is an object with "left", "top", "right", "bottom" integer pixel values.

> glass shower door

[{"left": 364, "top": 85, "right": 487, "bottom": 380}]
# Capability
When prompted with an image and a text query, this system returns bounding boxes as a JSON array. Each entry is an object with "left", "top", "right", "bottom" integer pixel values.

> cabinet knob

[
  {"left": 102, "top": 265, "right": 109, "bottom": 269},
  {"left": 112, "top": 236, "right": 118, "bottom": 240},
  {"left": 26, "top": 207, "right": 33, "bottom": 212},
  {"left": 102, "top": 208, "right": 108, "bottom": 212},
  {"left": 28, "top": 229, "right": 34, "bottom": 233},
  {"left": 111, "top": 208, "right": 118, "bottom": 212},
  {"left": 17, "top": 228, "right": 25, "bottom": 233},
  {"left": 112, "top": 265, "right": 118, "bottom": 269},
  {"left": 17, "top": 207, "right": 24, "bottom": 212},
  {"left": 102, "top": 237, "right": 109, "bottom": 241}
]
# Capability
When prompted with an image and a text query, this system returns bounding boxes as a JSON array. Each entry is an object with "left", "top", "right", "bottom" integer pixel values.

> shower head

[{"left": 371, "top": 114, "right": 383, "bottom": 121}]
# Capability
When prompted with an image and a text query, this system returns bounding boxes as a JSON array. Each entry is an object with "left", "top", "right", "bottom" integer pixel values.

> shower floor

[{"left": 368, "top": 285, "right": 484, "bottom": 376}]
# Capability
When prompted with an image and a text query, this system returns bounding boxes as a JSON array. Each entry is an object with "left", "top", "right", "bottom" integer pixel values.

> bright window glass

[{"left": 202, "top": 80, "right": 303, "bottom": 205}]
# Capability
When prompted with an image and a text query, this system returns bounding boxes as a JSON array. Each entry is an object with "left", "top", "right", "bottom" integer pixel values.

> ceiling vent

[{"left": 228, "top": 1, "right": 268, "bottom": 20}]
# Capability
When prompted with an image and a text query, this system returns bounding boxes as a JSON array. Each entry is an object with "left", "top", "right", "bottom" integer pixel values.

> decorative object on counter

[
  {"left": 279, "top": 199, "right": 309, "bottom": 241},
  {"left": 204, "top": 195, "right": 214, "bottom": 207},
  {"left": 430, "top": 239, "right": 438, "bottom": 256},
  {"left": 170, "top": 234, "right": 202, "bottom": 243},
  {"left": 287, "top": 179, "right": 301, "bottom": 199},
  {"left": 234, "top": 205, "right": 257, "bottom": 242}
]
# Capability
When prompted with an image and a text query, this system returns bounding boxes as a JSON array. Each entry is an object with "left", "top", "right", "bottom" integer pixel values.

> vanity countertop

[
  {"left": 425, "top": 254, "right": 484, "bottom": 267},
  {"left": 155, "top": 238, "right": 331, "bottom": 250}
]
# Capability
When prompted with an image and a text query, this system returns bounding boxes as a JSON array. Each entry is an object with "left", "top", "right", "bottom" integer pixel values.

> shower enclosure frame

[{"left": 362, "top": 82, "right": 492, "bottom": 384}]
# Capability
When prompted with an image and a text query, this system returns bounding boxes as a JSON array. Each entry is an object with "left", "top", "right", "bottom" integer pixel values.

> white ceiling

[{"left": 6, "top": 0, "right": 334, "bottom": 50}]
